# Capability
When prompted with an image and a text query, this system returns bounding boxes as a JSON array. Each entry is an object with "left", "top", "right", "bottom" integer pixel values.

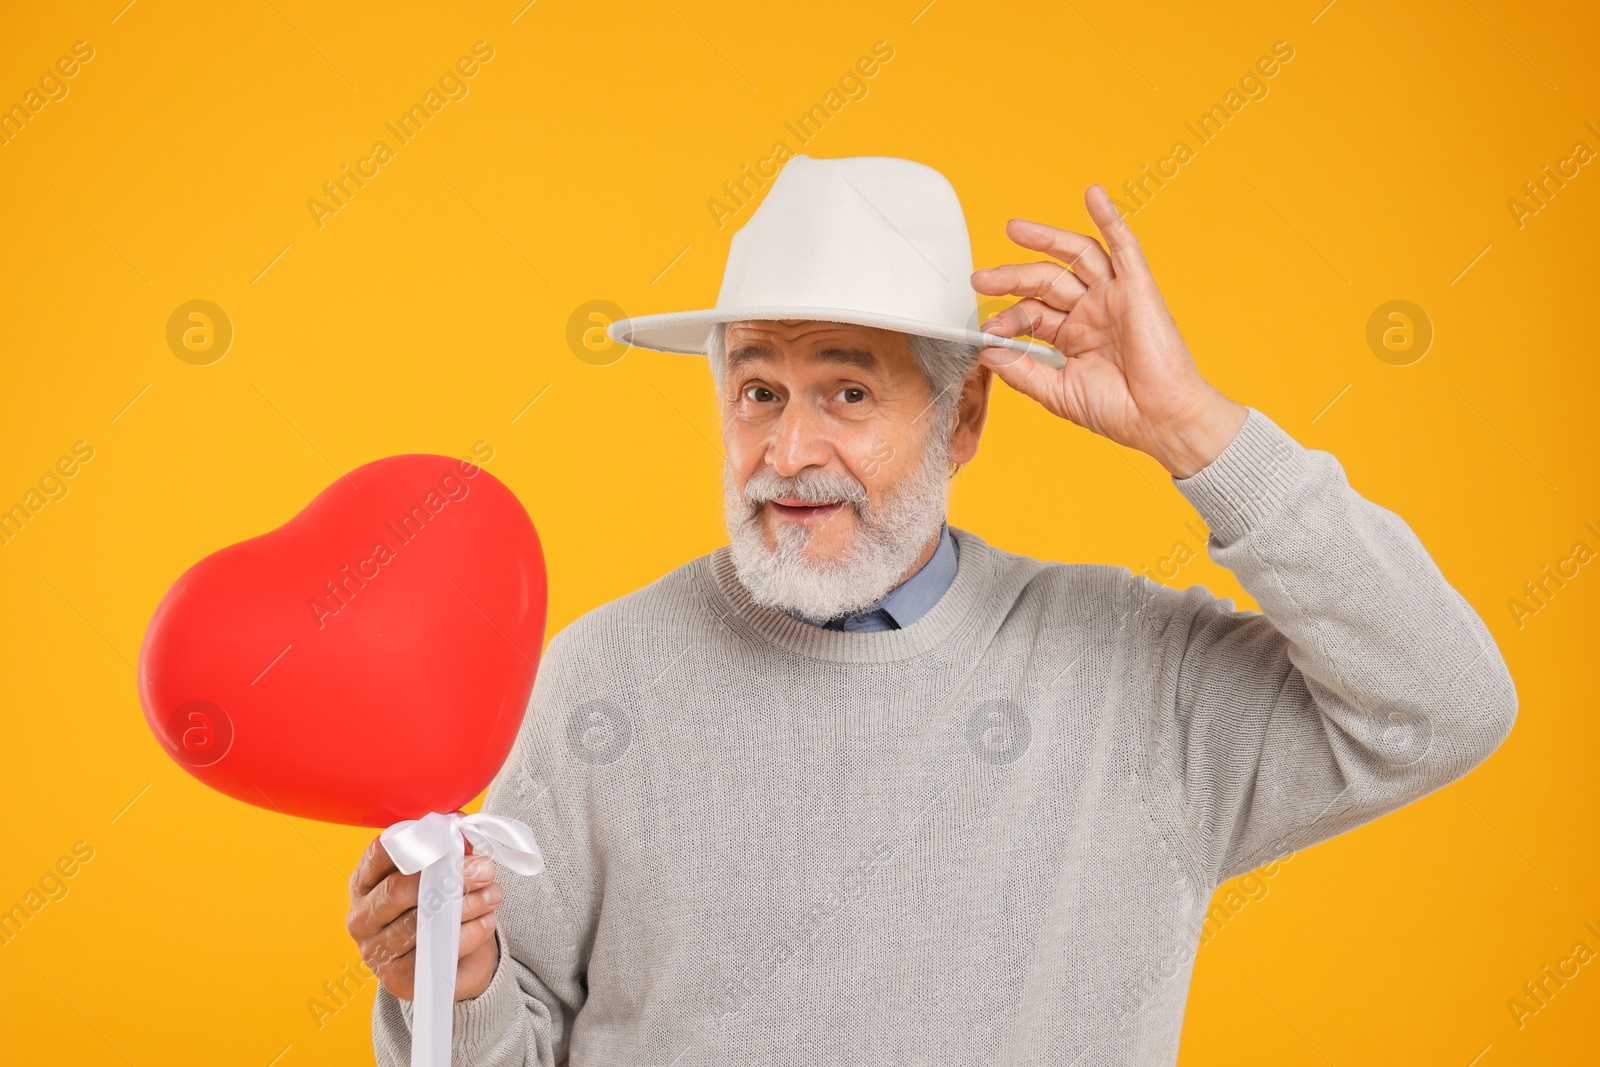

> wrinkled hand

[
  {"left": 971, "top": 185, "right": 1246, "bottom": 478},
  {"left": 346, "top": 834, "right": 503, "bottom": 1002}
]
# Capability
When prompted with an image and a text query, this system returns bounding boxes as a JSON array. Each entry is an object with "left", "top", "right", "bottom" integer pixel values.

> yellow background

[{"left": 2, "top": 0, "right": 1596, "bottom": 1063}]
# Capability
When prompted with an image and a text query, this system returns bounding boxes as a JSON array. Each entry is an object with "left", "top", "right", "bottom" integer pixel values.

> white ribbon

[{"left": 380, "top": 811, "right": 545, "bottom": 1067}]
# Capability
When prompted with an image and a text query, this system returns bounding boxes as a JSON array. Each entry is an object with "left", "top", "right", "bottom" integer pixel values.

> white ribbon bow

[{"left": 380, "top": 811, "right": 545, "bottom": 1067}]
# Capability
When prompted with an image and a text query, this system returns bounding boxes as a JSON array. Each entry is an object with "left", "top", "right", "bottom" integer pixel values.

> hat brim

[{"left": 606, "top": 306, "right": 1067, "bottom": 370}]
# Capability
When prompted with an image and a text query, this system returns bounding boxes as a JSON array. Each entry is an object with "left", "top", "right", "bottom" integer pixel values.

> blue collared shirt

[{"left": 790, "top": 520, "right": 958, "bottom": 632}]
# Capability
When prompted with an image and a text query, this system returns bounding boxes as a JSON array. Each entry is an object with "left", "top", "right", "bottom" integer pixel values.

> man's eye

[
  {"left": 743, "top": 386, "right": 776, "bottom": 402},
  {"left": 839, "top": 388, "right": 866, "bottom": 403}
]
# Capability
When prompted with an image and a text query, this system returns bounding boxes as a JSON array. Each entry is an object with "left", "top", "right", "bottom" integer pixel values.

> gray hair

[{"left": 703, "top": 321, "right": 978, "bottom": 438}]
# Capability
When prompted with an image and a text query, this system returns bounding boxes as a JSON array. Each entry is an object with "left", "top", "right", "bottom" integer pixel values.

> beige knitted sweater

[{"left": 373, "top": 406, "right": 1515, "bottom": 1065}]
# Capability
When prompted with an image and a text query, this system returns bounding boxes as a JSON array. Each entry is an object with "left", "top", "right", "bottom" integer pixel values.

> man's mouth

[{"left": 766, "top": 496, "right": 845, "bottom": 522}]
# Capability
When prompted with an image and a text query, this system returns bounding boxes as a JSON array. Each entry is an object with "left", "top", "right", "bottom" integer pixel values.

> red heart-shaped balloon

[{"left": 136, "top": 455, "right": 546, "bottom": 827}]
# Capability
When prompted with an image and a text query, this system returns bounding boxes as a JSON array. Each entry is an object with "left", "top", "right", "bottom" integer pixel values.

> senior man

[{"left": 347, "top": 155, "right": 1516, "bottom": 1066}]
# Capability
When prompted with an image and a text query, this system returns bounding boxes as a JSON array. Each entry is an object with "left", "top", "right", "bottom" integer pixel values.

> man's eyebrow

[
  {"left": 816, "top": 347, "right": 881, "bottom": 372},
  {"left": 727, "top": 343, "right": 773, "bottom": 369},
  {"left": 725, "top": 344, "right": 882, "bottom": 373}
]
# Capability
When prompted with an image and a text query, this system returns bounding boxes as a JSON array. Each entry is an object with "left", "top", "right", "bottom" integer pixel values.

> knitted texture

[{"left": 372, "top": 405, "right": 1516, "bottom": 1066}]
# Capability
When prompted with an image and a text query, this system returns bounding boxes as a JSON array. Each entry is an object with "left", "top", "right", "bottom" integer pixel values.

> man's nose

[{"left": 766, "top": 395, "right": 834, "bottom": 478}]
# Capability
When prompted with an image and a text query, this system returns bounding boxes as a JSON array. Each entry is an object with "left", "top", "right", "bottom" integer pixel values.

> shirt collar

[
  {"left": 873, "top": 519, "right": 957, "bottom": 628},
  {"left": 782, "top": 521, "right": 960, "bottom": 631}
]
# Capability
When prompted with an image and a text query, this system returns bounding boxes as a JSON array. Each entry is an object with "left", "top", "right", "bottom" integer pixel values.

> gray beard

[{"left": 722, "top": 430, "right": 952, "bottom": 624}]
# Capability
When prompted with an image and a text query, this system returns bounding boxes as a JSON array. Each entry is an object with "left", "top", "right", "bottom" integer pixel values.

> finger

[
  {"left": 1084, "top": 184, "right": 1150, "bottom": 279},
  {"left": 358, "top": 869, "right": 421, "bottom": 934},
  {"left": 971, "top": 262, "right": 1089, "bottom": 314},
  {"left": 454, "top": 929, "right": 499, "bottom": 1003},
  {"left": 981, "top": 297, "right": 1071, "bottom": 346},
  {"left": 1002, "top": 218, "right": 1113, "bottom": 285},
  {"left": 362, "top": 906, "right": 420, "bottom": 972},
  {"left": 459, "top": 881, "right": 504, "bottom": 923},
  {"left": 464, "top": 854, "right": 496, "bottom": 892},
  {"left": 351, "top": 835, "right": 399, "bottom": 898},
  {"left": 976, "top": 327, "right": 1064, "bottom": 407},
  {"left": 373, "top": 951, "right": 417, "bottom": 1000},
  {"left": 458, "top": 909, "right": 498, "bottom": 959},
  {"left": 366, "top": 878, "right": 500, "bottom": 971}
]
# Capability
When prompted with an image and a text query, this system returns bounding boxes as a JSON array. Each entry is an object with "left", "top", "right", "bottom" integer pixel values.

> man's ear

[{"left": 949, "top": 361, "right": 993, "bottom": 467}]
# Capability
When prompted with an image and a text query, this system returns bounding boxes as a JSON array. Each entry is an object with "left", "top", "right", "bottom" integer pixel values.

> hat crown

[
  {"left": 603, "top": 153, "right": 1064, "bottom": 368},
  {"left": 716, "top": 155, "right": 980, "bottom": 331}
]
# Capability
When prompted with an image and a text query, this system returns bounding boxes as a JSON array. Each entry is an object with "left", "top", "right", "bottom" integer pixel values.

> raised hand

[{"left": 971, "top": 185, "right": 1246, "bottom": 478}]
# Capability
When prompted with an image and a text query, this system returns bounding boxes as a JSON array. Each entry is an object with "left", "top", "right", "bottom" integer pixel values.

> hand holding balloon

[
  {"left": 137, "top": 454, "right": 549, "bottom": 1066},
  {"left": 347, "top": 837, "right": 503, "bottom": 1002}
]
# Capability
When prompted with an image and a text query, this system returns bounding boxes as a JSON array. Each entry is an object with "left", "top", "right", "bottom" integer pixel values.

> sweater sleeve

[
  {"left": 1134, "top": 405, "right": 1518, "bottom": 887},
  {"left": 372, "top": 631, "right": 598, "bottom": 1066}
]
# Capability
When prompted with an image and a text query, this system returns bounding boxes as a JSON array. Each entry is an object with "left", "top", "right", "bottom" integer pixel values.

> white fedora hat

[{"left": 606, "top": 154, "right": 1066, "bottom": 368}]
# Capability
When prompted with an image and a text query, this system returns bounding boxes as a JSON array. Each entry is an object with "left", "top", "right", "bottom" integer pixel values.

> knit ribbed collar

[{"left": 702, "top": 525, "right": 995, "bottom": 663}]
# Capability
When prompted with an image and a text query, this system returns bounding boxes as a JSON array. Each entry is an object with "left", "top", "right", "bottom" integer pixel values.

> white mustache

[{"left": 740, "top": 467, "right": 869, "bottom": 510}]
